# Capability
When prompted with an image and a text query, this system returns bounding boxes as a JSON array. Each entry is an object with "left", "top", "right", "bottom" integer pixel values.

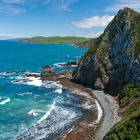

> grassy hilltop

[{"left": 21, "top": 36, "right": 89, "bottom": 45}]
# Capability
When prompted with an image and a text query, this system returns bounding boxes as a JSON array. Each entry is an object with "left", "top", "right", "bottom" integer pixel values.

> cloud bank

[{"left": 72, "top": 15, "right": 114, "bottom": 28}]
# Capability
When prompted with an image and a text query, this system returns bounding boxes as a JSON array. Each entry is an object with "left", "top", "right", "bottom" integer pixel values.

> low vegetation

[
  {"left": 104, "top": 84, "right": 140, "bottom": 140},
  {"left": 21, "top": 36, "right": 89, "bottom": 44},
  {"left": 118, "top": 84, "right": 140, "bottom": 107}
]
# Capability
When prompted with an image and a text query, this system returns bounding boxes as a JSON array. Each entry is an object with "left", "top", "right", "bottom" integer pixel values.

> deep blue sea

[{"left": 0, "top": 40, "right": 87, "bottom": 140}]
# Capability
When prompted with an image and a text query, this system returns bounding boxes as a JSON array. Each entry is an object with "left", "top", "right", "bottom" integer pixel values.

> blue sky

[{"left": 0, "top": 0, "right": 140, "bottom": 38}]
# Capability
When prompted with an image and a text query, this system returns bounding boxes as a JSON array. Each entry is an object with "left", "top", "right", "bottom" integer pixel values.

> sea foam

[
  {"left": 0, "top": 97, "right": 10, "bottom": 105},
  {"left": 43, "top": 81, "right": 63, "bottom": 88},
  {"left": 53, "top": 62, "right": 66, "bottom": 67},
  {"left": 94, "top": 100, "right": 103, "bottom": 124},
  {"left": 12, "top": 74, "right": 42, "bottom": 87},
  {"left": 18, "top": 92, "right": 32, "bottom": 96},
  {"left": 28, "top": 109, "right": 47, "bottom": 117},
  {"left": 55, "top": 88, "right": 62, "bottom": 94},
  {"left": 26, "top": 77, "right": 42, "bottom": 87},
  {"left": 38, "top": 99, "right": 56, "bottom": 123},
  {"left": 28, "top": 109, "right": 39, "bottom": 116}
]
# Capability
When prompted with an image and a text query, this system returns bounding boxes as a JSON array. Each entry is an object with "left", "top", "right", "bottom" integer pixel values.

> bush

[{"left": 118, "top": 84, "right": 140, "bottom": 107}]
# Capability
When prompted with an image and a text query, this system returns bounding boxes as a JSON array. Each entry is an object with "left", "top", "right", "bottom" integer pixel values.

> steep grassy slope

[{"left": 21, "top": 36, "right": 89, "bottom": 45}]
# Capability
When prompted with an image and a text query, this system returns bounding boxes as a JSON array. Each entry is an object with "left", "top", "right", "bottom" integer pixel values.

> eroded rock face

[{"left": 73, "top": 7, "right": 140, "bottom": 95}]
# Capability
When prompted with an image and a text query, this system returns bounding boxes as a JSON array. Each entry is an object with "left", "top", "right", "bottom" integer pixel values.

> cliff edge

[{"left": 72, "top": 7, "right": 140, "bottom": 96}]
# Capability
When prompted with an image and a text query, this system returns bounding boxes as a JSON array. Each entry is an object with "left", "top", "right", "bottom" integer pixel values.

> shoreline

[
  {"left": 58, "top": 78, "right": 120, "bottom": 140},
  {"left": 16, "top": 39, "right": 88, "bottom": 48},
  {"left": 88, "top": 90, "right": 121, "bottom": 140},
  {"left": 13, "top": 70, "right": 120, "bottom": 140},
  {"left": 58, "top": 78, "right": 99, "bottom": 140},
  {"left": 16, "top": 77, "right": 98, "bottom": 140}
]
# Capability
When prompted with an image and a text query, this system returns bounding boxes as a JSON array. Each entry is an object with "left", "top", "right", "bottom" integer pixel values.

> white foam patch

[
  {"left": 38, "top": 99, "right": 56, "bottom": 123},
  {"left": 53, "top": 62, "right": 66, "bottom": 67},
  {"left": 71, "top": 65, "right": 77, "bottom": 67},
  {"left": 18, "top": 92, "right": 32, "bottom": 96},
  {"left": 43, "top": 81, "right": 63, "bottom": 88},
  {"left": 28, "top": 109, "right": 46, "bottom": 117},
  {"left": 81, "top": 101, "right": 95, "bottom": 110},
  {"left": 53, "top": 62, "right": 76, "bottom": 68},
  {"left": 12, "top": 74, "right": 63, "bottom": 88},
  {"left": 94, "top": 100, "right": 103, "bottom": 124},
  {"left": 0, "top": 97, "right": 10, "bottom": 105},
  {"left": 28, "top": 109, "right": 39, "bottom": 116},
  {"left": 12, "top": 75, "right": 42, "bottom": 87},
  {"left": 54, "top": 89, "right": 62, "bottom": 94},
  {"left": 26, "top": 77, "right": 42, "bottom": 87},
  {"left": 0, "top": 72, "right": 11, "bottom": 76}
]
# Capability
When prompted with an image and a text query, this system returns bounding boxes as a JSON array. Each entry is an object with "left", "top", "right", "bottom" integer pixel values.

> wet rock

[
  {"left": 59, "top": 61, "right": 77, "bottom": 67},
  {"left": 5, "top": 70, "right": 26, "bottom": 74},
  {"left": 41, "top": 65, "right": 73, "bottom": 81},
  {"left": 41, "top": 65, "right": 57, "bottom": 81},
  {"left": 22, "top": 73, "right": 40, "bottom": 78},
  {"left": 58, "top": 70, "right": 73, "bottom": 79}
]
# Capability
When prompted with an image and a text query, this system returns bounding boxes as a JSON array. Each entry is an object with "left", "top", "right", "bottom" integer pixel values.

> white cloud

[
  {"left": 72, "top": 15, "right": 114, "bottom": 28},
  {"left": 2, "top": 0, "right": 24, "bottom": 4},
  {"left": 0, "top": 0, "right": 25, "bottom": 13},
  {"left": 61, "top": 31, "right": 103, "bottom": 38},
  {"left": 0, "top": 0, "right": 80, "bottom": 13},
  {"left": 44, "top": 0, "right": 80, "bottom": 11},
  {"left": 105, "top": 0, "right": 140, "bottom": 12}
]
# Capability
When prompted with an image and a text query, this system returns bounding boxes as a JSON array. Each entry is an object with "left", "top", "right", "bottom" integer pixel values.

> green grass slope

[{"left": 21, "top": 36, "right": 89, "bottom": 45}]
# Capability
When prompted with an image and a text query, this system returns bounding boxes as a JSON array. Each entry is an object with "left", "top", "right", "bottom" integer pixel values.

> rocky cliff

[{"left": 72, "top": 7, "right": 140, "bottom": 95}]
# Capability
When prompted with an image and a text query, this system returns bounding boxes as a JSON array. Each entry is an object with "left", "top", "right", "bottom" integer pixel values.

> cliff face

[{"left": 73, "top": 7, "right": 140, "bottom": 95}]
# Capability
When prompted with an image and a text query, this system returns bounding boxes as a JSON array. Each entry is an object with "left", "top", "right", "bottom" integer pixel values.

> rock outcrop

[
  {"left": 72, "top": 7, "right": 140, "bottom": 95},
  {"left": 41, "top": 65, "right": 73, "bottom": 80},
  {"left": 41, "top": 65, "right": 57, "bottom": 81}
]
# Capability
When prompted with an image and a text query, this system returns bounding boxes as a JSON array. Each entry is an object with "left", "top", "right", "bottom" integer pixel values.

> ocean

[{"left": 0, "top": 40, "right": 87, "bottom": 140}]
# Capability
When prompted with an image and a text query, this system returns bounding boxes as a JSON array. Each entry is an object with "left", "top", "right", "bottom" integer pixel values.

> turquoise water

[{"left": 0, "top": 40, "right": 87, "bottom": 140}]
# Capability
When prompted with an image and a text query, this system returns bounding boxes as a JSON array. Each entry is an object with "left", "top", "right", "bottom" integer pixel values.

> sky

[{"left": 0, "top": 0, "right": 140, "bottom": 38}]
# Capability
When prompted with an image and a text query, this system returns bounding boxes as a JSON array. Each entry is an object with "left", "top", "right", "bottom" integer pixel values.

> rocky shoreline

[
  {"left": 13, "top": 62, "right": 120, "bottom": 140},
  {"left": 58, "top": 78, "right": 98, "bottom": 140},
  {"left": 39, "top": 64, "right": 120, "bottom": 140},
  {"left": 57, "top": 79, "right": 120, "bottom": 140}
]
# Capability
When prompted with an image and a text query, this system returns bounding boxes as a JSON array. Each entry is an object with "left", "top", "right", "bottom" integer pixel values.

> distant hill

[{"left": 19, "top": 36, "right": 89, "bottom": 46}]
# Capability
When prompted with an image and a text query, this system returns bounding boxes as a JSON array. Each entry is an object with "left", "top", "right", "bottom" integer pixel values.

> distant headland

[{"left": 18, "top": 36, "right": 90, "bottom": 47}]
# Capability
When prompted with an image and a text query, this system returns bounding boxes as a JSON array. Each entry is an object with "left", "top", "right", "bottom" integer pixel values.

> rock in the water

[
  {"left": 41, "top": 65, "right": 57, "bottom": 81},
  {"left": 22, "top": 73, "right": 40, "bottom": 78},
  {"left": 5, "top": 70, "right": 26, "bottom": 74},
  {"left": 59, "top": 61, "right": 77, "bottom": 67},
  {"left": 41, "top": 65, "right": 73, "bottom": 80}
]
